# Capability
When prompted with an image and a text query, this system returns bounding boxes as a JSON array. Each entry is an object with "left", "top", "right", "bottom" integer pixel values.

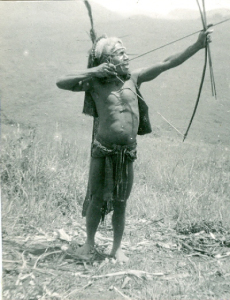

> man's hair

[
  {"left": 87, "top": 35, "right": 123, "bottom": 68},
  {"left": 87, "top": 35, "right": 105, "bottom": 68}
]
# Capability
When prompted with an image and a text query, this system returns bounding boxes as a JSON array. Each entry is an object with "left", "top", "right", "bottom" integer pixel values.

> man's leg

[
  {"left": 110, "top": 161, "right": 134, "bottom": 262},
  {"left": 76, "top": 157, "right": 105, "bottom": 255}
]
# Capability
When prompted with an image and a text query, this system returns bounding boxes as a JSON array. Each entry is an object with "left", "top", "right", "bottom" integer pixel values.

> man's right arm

[
  {"left": 56, "top": 63, "right": 117, "bottom": 91},
  {"left": 56, "top": 69, "right": 97, "bottom": 92}
]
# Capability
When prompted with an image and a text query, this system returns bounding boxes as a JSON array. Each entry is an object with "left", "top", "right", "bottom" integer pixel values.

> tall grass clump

[
  {"left": 1, "top": 125, "right": 90, "bottom": 233},
  {"left": 129, "top": 136, "right": 230, "bottom": 229}
]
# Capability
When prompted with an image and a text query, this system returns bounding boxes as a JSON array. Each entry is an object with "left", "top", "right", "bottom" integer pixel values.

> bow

[
  {"left": 84, "top": 0, "right": 97, "bottom": 43},
  {"left": 183, "top": 0, "right": 216, "bottom": 141},
  {"left": 83, "top": 0, "right": 227, "bottom": 142}
]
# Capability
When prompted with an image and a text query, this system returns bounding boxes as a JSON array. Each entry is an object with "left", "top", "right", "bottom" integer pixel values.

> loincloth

[{"left": 82, "top": 137, "right": 137, "bottom": 221}]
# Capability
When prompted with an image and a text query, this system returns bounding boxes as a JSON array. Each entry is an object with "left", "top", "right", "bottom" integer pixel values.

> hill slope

[{"left": 1, "top": 1, "right": 229, "bottom": 144}]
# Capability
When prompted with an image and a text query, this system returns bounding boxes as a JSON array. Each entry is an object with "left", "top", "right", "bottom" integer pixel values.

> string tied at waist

[{"left": 83, "top": 138, "right": 137, "bottom": 221}]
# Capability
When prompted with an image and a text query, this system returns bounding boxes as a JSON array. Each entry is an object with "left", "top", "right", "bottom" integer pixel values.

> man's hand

[
  {"left": 95, "top": 63, "right": 117, "bottom": 78},
  {"left": 196, "top": 25, "right": 213, "bottom": 49}
]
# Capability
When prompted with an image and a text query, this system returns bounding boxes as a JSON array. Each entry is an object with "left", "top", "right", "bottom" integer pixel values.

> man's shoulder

[{"left": 129, "top": 69, "right": 142, "bottom": 86}]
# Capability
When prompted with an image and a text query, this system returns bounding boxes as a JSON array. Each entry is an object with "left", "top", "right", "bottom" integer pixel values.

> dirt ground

[{"left": 3, "top": 215, "right": 230, "bottom": 300}]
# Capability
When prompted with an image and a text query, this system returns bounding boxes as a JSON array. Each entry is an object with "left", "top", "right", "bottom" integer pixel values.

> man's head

[{"left": 89, "top": 36, "right": 129, "bottom": 75}]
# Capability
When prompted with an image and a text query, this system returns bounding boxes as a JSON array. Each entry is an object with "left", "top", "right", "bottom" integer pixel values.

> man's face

[{"left": 109, "top": 43, "right": 129, "bottom": 75}]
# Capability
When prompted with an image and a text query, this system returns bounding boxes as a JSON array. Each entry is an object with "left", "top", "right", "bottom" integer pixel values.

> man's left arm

[{"left": 135, "top": 29, "right": 212, "bottom": 85}]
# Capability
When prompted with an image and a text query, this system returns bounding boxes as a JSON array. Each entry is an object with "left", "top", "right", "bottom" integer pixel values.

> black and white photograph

[{"left": 1, "top": 0, "right": 230, "bottom": 299}]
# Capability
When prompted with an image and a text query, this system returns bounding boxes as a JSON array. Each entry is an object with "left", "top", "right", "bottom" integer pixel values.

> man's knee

[{"left": 86, "top": 193, "right": 104, "bottom": 215}]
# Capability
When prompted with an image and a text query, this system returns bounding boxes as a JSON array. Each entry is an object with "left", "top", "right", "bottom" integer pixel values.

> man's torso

[{"left": 90, "top": 75, "right": 139, "bottom": 145}]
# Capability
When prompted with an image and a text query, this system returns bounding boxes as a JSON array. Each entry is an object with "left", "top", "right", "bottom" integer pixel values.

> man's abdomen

[
  {"left": 95, "top": 83, "right": 140, "bottom": 145},
  {"left": 97, "top": 111, "right": 139, "bottom": 145}
]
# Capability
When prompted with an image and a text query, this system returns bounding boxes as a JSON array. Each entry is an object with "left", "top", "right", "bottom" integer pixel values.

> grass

[
  {"left": 1, "top": 2, "right": 230, "bottom": 298},
  {"left": 2, "top": 125, "right": 230, "bottom": 231},
  {"left": 2, "top": 124, "right": 230, "bottom": 299},
  {"left": 130, "top": 135, "right": 230, "bottom": 225},
  {"left": 1, "top": 124, "right": 88, "bottom": 230}
]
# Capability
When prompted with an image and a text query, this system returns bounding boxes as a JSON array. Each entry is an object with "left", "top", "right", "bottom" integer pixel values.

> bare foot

[
  {"left": 69, "top": 243, "right": 94, "bottom": 260},
  {"left": 110, "top": 248, "right": 129, "bottom": 263}
]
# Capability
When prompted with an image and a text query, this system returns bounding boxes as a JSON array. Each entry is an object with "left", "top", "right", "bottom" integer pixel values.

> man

[{"left": 56, "top": 29, "right": 212, "bottom": 262}]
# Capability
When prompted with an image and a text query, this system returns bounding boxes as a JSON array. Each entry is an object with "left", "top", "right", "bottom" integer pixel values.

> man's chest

[{"left": 92, "top": 79, "right": 138, "bottom": 106}]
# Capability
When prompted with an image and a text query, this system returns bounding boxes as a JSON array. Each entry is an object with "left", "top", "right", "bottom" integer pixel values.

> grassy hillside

[
  {"left": 2, "top": 116, "right": 230, "bottom": 300},
  {"left": 1, "top": 1, "right": 230, "bottom": 145},
  {"left": 1, "top": 2, "right": 230, "bottom": 299}
]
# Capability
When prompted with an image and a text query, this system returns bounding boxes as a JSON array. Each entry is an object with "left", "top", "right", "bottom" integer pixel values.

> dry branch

[
  {"left": 33, "top": 250, "right": 62, "bottom": 269},
  {"left": 82, "top": 269, "right": 165, "bottom": 280}
]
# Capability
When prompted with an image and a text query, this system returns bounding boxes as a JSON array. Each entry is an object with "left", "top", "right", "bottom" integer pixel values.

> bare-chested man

[{"left": 56, "top": 29, "right": 212, "bottom": 262}]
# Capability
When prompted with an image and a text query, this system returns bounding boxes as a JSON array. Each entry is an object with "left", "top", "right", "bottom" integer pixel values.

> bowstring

[
  {"left": 85, "top": 0, "right": 229, "bottom": 138},
  {"left": 106, "top": 57, "right": 177, "bottom": 134},
  {"left": 113, "top": 72, "right": 184, "bottom": 137},
  {"left": 111, "top": 17, "right": 230, "bottom": 138},
  {"left": 115, "top": 18, "right": 230, "bottom": 67}
]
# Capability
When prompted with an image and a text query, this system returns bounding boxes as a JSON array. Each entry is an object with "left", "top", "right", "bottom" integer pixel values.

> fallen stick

[
  {"left": 187, "top": 252, "right": 211, "bottom": 259},
  {"left": 180, "top": 241, "right": 212, "bottom": 256},
  {"left": 32, "top": 267, "right": 57, "bottom": 276},
  {"left": 3, "top": 260, "right": 21, "bottom": 264},
  {"left": 215, "top": 252, "right": 230, "bottom": 259},
  {"left": 180, "top": 241, "right": 193, "bottom": 251},
  {"left": 193, "top": 247, "right": 212, "bottom": 255},
  {"left": 82, "top": 270, "right": 165, "bottom": 279},
  {"left": 33, "top": 250, "right": 62, "bottom": 269},
  {"left": 21, "top": 251, "right": 27, "bottom": 269}
]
